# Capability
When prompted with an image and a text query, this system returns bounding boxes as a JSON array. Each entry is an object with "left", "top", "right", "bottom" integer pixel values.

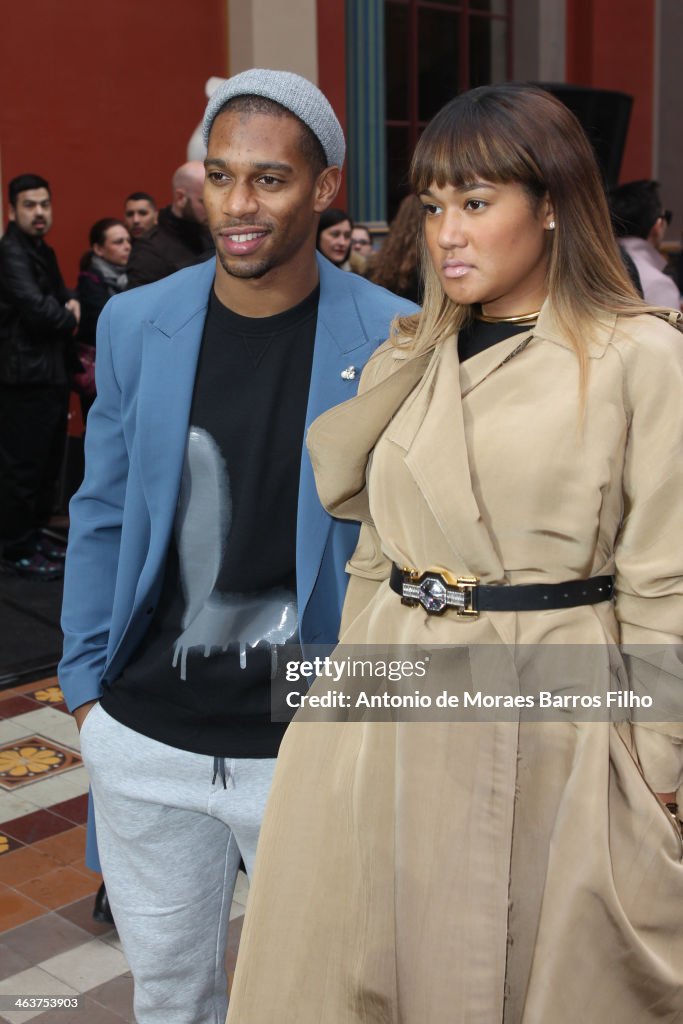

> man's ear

[
  {"left": 8, "top": 205, "right": 16, "bottom": 222},
  {"left": 314, "top": 166, "right": 342, "bottom": 213},
  {"left": 647, "top": 217, "right": 664, "bottom": 247}
]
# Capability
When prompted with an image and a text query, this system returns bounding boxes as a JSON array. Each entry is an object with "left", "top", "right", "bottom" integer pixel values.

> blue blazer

[{"left": 59, "top": 253, "right": 417, "bottom": 868}]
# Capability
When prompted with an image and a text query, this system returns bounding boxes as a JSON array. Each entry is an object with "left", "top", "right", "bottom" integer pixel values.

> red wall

[
  {"left": 0, "top": 0, "right": 227, "bottom": 284},
  {"left": 317, "top": 0, "right": 347, "bottom": 209},
  {"left": 566, "top": 0, "right": 655, "bottom": 181}
]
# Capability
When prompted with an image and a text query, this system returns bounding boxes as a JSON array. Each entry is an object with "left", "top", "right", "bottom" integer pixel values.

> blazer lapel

[
  {"left": 136, "top": 262, "right": 214, "bottom": 564},
  {"left": 296, "top": 255, "right": 392, "bottom": 621}
]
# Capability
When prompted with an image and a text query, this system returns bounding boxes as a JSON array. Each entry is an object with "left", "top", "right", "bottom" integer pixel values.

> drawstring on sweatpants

[{"left": 212, "top": 756, "right": 227, "bottom": 789}]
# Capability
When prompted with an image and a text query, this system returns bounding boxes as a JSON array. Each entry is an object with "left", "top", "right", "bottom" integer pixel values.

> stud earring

[{"left": 548, "top": 220, "right": 556, "bottom": 230}]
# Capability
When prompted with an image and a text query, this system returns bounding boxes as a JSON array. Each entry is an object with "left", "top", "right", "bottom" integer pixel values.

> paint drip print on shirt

[{"left": 171, "top": 427, "right": 298, "bottom": 681}]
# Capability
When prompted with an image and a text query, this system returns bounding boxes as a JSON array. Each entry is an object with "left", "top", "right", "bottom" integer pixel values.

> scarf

[{"left": 90, "top": 254, "right": 128, "bottom": 293}]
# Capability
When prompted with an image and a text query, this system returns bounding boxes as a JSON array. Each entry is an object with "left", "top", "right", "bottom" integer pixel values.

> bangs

[{"left": 410, "top": 92, "right": 546, "bottom": 196}]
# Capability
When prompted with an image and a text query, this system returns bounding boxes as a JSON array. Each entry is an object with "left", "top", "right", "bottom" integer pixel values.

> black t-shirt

[{"left": 100, "top": 285, "right": 319, "bottom": 757}]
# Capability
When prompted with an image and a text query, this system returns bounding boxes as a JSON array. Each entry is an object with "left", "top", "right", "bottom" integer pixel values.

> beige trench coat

[{"left": 228, "top": 306, "right": 683, "bottom": 1024}]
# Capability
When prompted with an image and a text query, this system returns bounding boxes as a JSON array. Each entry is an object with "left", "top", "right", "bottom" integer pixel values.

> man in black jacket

[
  {"left": 126, "top": 161, "right": 212, "bottom": 288},
  {"left": 0, "top": 173, "right": 80, "bottom": 579}
]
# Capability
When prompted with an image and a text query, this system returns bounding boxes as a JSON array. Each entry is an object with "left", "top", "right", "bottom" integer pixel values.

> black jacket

[
  {"left": 76, "top": 263, "right": 126, "bottom": 348},
  {"left": 0, "top": 222, "right": 76, "bottom": 385},
  {"left": 126, "top": 206, "right": 213, "bottom": 288}
]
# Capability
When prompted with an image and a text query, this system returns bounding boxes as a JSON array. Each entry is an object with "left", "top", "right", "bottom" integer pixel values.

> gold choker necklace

[{"left": 476, "top": 309, "right": 541, "bottom": 325}]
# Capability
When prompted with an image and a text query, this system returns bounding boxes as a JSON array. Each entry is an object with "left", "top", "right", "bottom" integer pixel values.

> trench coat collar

[
  {"left": 458, "top": 300, "right": 615, "bottom": 396},
  {"left": 531, "top": 299, "right": 616, "bottom": 358}
]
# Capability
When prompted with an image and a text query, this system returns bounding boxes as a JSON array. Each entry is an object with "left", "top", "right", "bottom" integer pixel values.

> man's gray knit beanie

[{"left": 202, "top": 69, "right": 346, "bottom": 168}]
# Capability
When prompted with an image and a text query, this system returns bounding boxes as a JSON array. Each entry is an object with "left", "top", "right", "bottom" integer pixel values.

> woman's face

[
  {"left": 419, "top": 180, "right": 553, "bottom": 316},
  {"left": 318, "top": 219, "right": 352, "bottom": 265},
  {"left": 95, "top": 225, "right": 132, "bottom": 267},
  {"left": 351, "top": 227, "right": 373, "bottom": 255}
]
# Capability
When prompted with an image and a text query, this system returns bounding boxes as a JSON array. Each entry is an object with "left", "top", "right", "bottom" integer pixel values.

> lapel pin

[{"left": 341, "top": 365, "right": 357, "bottom": 380}]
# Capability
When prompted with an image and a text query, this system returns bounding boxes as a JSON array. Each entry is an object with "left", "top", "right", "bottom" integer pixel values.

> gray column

[
  {"left": 513, "top": 0, "right": 566, "bottom": 82},
  {"left": 654, "top": 0, "right": 683, "bottom": 240},
  {"left": 345, "top": 0, "right": 387, "bottom": 224}
]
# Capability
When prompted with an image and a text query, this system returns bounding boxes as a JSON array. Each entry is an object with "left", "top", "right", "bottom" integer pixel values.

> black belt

[{"left": 390, "top": 564, "right": 614, "bottom": 617}]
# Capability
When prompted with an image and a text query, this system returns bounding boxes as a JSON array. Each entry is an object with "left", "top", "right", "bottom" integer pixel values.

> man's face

[
  {"left": 204, "top": 109, "right": 337, "bottom": 281},
  {"left": 124, "top": 199, "right": 158, "bottom": 238},
  {"left": 10, "top": 188, "right": 52, "bottom": 238},
  {"left": 178, "top": 179, "right": 207, "bottom": 225}
]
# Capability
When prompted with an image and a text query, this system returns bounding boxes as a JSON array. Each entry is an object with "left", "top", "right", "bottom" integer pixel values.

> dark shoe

[
  {"left": 93, "top": 882, "right": 115, "bottom": 925},
  {"left": 5, "top": 551, "right": 63, "bottom": 581},
  {"left": 33, "top": 529, "right": 67, "bottom": 562}
]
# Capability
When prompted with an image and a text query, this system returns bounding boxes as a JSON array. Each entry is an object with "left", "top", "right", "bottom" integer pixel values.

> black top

[
  {"left": 457, "top": 316, "right": 533, "bottom": 362},
  {"left": 100, "top": 285, "right": 319, "bottom": 757},
  {"left": 77, "top": 265, "right": 125, "bottom": 348}
]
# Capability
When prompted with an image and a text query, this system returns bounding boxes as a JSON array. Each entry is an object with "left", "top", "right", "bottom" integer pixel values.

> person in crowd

[
  {"left": 316, "top": 207, "right": 353, "bottom": 267},
  {"left": 350, "top": 223, "right": 373, "bottom": 258},
  {"left": 124, "top": 191, "right": 158, "bottom": 240},
  {"left": 0, "top": 173, "right": 80, "bottom": 580},
  {"left": 125, "top": 162, "right": 211, "bottom": 287},
  {"left": 610, "top": 179, "right": 681, "bottom": 308},
  {"left": 74, "top": 218, "right": 131, "bottom": 418},
  {"left": 59, "top": 68, "right": 416, "bottom": 1024},
  {"left": 367, "top": 193, "right": 424, "bottom": 302},
  {"left": 227, "top": 84, "right": 683, "bottom": 1023},
  {"left": 77, "top": 218, "right": 131, "bottom": 346}
]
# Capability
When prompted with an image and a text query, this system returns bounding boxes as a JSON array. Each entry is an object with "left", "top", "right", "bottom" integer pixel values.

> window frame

[{"left": 385, "top": 0, "right": 513, "bottom": 167}]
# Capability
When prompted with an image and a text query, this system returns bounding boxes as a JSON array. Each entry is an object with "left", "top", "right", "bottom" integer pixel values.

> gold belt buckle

[{"left": 454, "top": 575, "right": 479, "bottom": 616}]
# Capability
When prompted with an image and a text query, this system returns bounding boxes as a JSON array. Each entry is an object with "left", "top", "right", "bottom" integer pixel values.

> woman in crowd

[
  {"left": 228, "top": 84, "right": 683, "bottom": 1023},
  {"left": 77, "top": 218, "right": 131, "bottom": 345},
  {"left": 350, "top": 222, "right": 374, "bottom": 259},
  {"left": 75, "top": 218, "right": 130, "bottom": 414},
  {"left": 368, "top": 193, "right": 424, "bottom": 302},
  {"left": 316, "top": 207, "right": 354, "bottom": 268}
]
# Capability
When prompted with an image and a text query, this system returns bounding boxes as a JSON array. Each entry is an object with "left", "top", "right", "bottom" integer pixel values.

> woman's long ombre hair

[{"left": 398, "top": 84, "right": 651, "bottom": 374}]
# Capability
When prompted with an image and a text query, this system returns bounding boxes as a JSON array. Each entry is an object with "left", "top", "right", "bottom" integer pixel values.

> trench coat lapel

[
  {"left": 391, "top": 336, "right": 519, "bottom": 581},
  {"left": 296, "top": 255, "right": 396, "bottom": 622},
  {"left": 458, "top": 327, "right": 535, "bottom": 397},
  {"left": 307, "top": 348, "right": 435, "bottom": 524}
]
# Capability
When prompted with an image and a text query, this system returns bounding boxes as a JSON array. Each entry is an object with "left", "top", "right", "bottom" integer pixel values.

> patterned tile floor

[{"left": 0, "top": 679, "right": 247, "bottom": 1023}]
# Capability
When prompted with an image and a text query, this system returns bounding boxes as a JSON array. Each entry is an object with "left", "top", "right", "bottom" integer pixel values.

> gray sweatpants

[{"left": 79, "top": 702, "right": 276, "bottom": 1024}]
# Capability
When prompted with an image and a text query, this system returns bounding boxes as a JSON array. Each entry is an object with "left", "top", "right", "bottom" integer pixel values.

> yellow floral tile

[
  {"left": 0, "top": 736, "right": 81, "bottom": 790},
  {"left": 0, "top": 831, "right": 22, "bottom": 854},
  {"left": 31, "top": 685, "right": 65, "bottom": 704}
]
